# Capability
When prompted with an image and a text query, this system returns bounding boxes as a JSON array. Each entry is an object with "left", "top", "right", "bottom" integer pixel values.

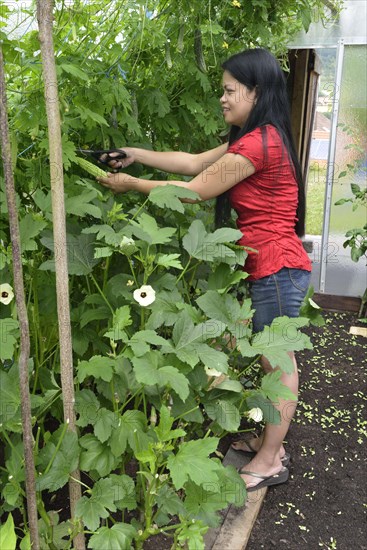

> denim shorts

[{"left": 248, "top": 267, "right": 311, "bottom": 333}]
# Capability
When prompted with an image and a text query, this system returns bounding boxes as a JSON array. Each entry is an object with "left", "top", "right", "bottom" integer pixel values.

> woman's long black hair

[{"left": 215, "top": 48, "right": 306, "bottom": 237}]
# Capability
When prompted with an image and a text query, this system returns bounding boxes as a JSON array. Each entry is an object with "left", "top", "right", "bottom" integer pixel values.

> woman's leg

[
  {"left": 238, "top": 268, "right": 311, "bottom": 488},
  {"left": 239, "top": 351, "right": 298, "bottom": 488}
]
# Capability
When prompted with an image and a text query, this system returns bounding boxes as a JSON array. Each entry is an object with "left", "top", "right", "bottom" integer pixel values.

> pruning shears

[{"left": 78, "top": 148, "right": 127, "bottom": 168}]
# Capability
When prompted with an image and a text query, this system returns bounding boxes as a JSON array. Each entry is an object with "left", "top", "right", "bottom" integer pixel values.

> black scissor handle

[{"left": 79, "top": 148, "right": 127, "bottom": 165}]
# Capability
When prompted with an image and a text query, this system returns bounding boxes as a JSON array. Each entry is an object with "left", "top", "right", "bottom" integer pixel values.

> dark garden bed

[{"left": 246, "top": 310, "right": 367, "bottom": 550}]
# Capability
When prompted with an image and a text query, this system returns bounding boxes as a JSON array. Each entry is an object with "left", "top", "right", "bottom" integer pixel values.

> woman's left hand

[{"left": 97, "top": 172, "right": 136, "bottom": 193}]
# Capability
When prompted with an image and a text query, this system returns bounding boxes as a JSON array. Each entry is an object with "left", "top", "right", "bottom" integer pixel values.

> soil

[{"left": 246, "top": 311, "right": 367, "bottom": 550}]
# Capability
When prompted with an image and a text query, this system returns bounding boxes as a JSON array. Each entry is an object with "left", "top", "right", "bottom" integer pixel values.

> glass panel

[
  {"left": 288, "top": 0, "right": 367, "bottom": 48},
  {"left": 325, "top": 44, "right": 367, "bottom": 297},
  {"left": 305, "top": 48, "right": 336, "bottom": 293}
]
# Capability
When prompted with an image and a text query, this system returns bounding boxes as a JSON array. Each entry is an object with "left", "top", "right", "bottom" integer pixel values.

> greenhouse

[
  {"left": 288, "top": 0, "right": 367, "bottom": 303},
  {"left": 0, "top": 1, "right": 366, "bottom": 549}
]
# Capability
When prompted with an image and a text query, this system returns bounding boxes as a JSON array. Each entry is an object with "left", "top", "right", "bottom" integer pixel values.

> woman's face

[{"left": 220, "top": 70, "right": 257, "bottom": 128}]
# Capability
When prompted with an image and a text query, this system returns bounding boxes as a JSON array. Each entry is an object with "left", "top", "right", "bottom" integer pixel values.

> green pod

[
  {"left": 74, "top": 157, "right": 107, "bottom": 178},
  {"left": 194, "top": 28, "right": 206, "bottom": 73}
]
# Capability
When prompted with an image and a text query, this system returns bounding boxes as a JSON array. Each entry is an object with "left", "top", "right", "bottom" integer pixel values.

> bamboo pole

[
  {"left": 36, "top": 1, "right": 85, "bottom": 548},
  {"left": 0, "top": 45, "right": 40, "bottom": 550}
]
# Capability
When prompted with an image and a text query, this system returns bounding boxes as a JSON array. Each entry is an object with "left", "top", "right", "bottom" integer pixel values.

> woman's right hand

[{"left": 100, "top": 147, "right": 136, "bottom": 170}]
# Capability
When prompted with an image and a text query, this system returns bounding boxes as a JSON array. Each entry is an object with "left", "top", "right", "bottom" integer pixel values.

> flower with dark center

[
  {"left": 0, "top": 284, "right": 14, "bottom": 305},
  {"left": 133, "top": 285, "right": 156, "bottom": 306}
]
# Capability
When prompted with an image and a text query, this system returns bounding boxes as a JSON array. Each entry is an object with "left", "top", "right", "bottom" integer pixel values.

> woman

[{"left": 97, "top": 48, "right": 312, "bottom": 491}]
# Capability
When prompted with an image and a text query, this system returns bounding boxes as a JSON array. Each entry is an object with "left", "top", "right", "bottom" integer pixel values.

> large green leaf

[
  {"left": 132, "top": 352, "right": 190, "bottom": 401},
  {"left": 40, "top": 232, "right": 100, "bottom": 275},
  {"left": 75, "top": 389, "right": 100, "bottom": 427},
  {"left": 104, "top": 305, "right": 132, "bottom": 341},
  {"left": 36, "top": 430, "right": 80, "bottom": 491},
  {"left": 108, "top": 474, "right": 137, "bottom": 511},
  {"left": 65, "top": 189, "right": 102, "bottom": 219},
  {"left": 94, "top": 408, "right": 117, "bottom": 443},
  {"left": 82, "top": 224, "right": 123, "bottom": 246},
  {"left": 205, "top": 400, "right": 240, "bottom": 431},
  {"left": 208, "top": 263, "right": 249, "bottom": 294},
  {"left": 167, "top": 438, "right": 220, "bottom": 489},
  {"left": 155, "top": 484, "right": 186, "bottom": 526},
  {"left": 127, "top": 329, "right": 168, "bottom": 357},
  {"left": 0, "top": 319, "right": 19, "bottom": 361},
  {"left": 184, "top": 464, "right": 246, "bottom": 527},
  {"left": 146, "top": 290, "right": 181, "bottom": 329},
  {"left": 77, "top": 355, "right": 116, "bottom": 383},
  {"left": 79, "top": 434, "right": 119, "bottom": 477},
  {"left": 75, "top": 477, "right": 119, "bottom": 532},
  {"left": 109, "top": 410, "right": 147, "bottom": 456},
  {"left": 148, "top": 184, "right": 200, "bottom": 213},
  {"left": 79, "top": 306, "right": 110, "bottom": 328},
  {"left": 88, "top": 523, "right": 136, "bottom": 550},
  {"left": 19, "top": 213, "right": 47, "bottom": 251},
  {"left": 75, "top": 497, "right": 110, "bottom": 532},
  {"left": 130, "top": 213, "right": 176, "bottom": 244},
  {"left": 159, "top": 366, "right": 190, "bottom": 402},
  {"left": 182, "top": 220, "right": 244, "bottom": 264},
  {"left": 0, "top": 514, "right": 16, "bottom": 550},
  {"left": 0, "top": 367, "right": 20, "bottom": 427},
  {"left": 155, "top": 405, "right": 186, "bottom": 442},
  {"left": 60, "top": 63, "right": 90, "bottom": 81},
  {"left": 196, "top": 291, "right": 253, "bottom": 338},
  {"left": 261, "top": 370, "right": 297, "bottom": 402},
  {"left": 155, "top": 253, "right": 183, "bottom": 270},
  {"left": 168, "top": 312, "right": 225, "bottom": 369},
  {"left": 238, "top": 316, "right": 312, "bottom": 373}
]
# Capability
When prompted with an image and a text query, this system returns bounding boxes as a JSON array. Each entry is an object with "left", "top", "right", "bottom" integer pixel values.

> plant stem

[
  {"left": 176, "top": 256, "right": 192, "bottom": 283},
  {"left": 130, "top": 197, "right": 149, "bottom": 221},
  {"left": 127, "top": 256, "right": 138, "bottom": 285},
  {"left": 173, "top": 405, "right": 199, "bottom": 421},
  {"left": 102, "top": 255, "right": 111, "bottom": 292},
  {"left": 90, "top": 273, "right": 114, "bottom": 315},
  {"left": 119, "top": 386, "right": 144, "bottom": 413},
  {"left": 1, "top": 429, "right": 23, "bottom": 462}
]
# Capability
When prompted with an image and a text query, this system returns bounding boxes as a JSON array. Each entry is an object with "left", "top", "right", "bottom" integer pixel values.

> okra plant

[{"left": 0, "top": 0, "right": 328, "bottom": 547}]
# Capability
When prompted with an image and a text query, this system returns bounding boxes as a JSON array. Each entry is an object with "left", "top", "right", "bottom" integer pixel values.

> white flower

[
  {"left": 0, "top": 284, "right": 14, "bottom": 305},
  {"left": 126, "top": 279, "right": 134, "bottom": 287},
  {"left": 247, "top": 407, "right": 263, "bottom": 422},
  {"left": 133, "top": 285, "right": 156, "bottom": 307},
  {"left": 204, "top": 366, "right": 223, "bottom": 378}
]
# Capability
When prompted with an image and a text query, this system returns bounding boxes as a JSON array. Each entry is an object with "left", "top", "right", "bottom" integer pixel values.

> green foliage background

[{"left": 0, "top": 1, "right": 329, "bottom": 548}]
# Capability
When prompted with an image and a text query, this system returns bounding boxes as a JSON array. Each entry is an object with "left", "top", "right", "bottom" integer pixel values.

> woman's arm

[
  {"left": 97, "top": 152, "right": 255, "bottom": 200},
  {"left": 107, "top": 143, "right": 229, "bottom": 176}
]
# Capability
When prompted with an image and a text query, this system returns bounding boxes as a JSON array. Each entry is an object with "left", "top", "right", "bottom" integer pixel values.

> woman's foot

[
  {"left": 239, "top": 465, "right": 289, "bottom": 492},
  {"left": 231, "top": 437, "right": 288, "bottom": 462},
  {"left": 239, "top": 454, "right": 285, "bottom": 491},
  {"left": 231, "top": 437, "right": 261, "bottom": 454}
]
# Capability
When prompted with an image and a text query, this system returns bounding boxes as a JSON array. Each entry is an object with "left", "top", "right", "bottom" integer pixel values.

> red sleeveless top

[{"left": 227, "top": 125, "right": 312, "bottom": 280}]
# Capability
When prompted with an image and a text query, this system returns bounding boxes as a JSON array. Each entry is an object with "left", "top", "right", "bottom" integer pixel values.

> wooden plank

[
  {"left": 314, "top": 293, "right": 361, "bottom": 313},
  {"left": 210, "top": 488, "right": 266, "bottom": 550},
  {"left": 204, "top": 448, "right": 267, "bottom": 550},
  {"left": 349, "top": 326, "right": 367, "bottom": 337}
]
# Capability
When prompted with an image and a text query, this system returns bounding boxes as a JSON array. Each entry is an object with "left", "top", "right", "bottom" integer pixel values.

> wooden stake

[
  {"left": 0, "top": 45, "right": 40, "bottom": 550},
  {"left": 36, "top": 1, "right": 85, "bottom": 548}
]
